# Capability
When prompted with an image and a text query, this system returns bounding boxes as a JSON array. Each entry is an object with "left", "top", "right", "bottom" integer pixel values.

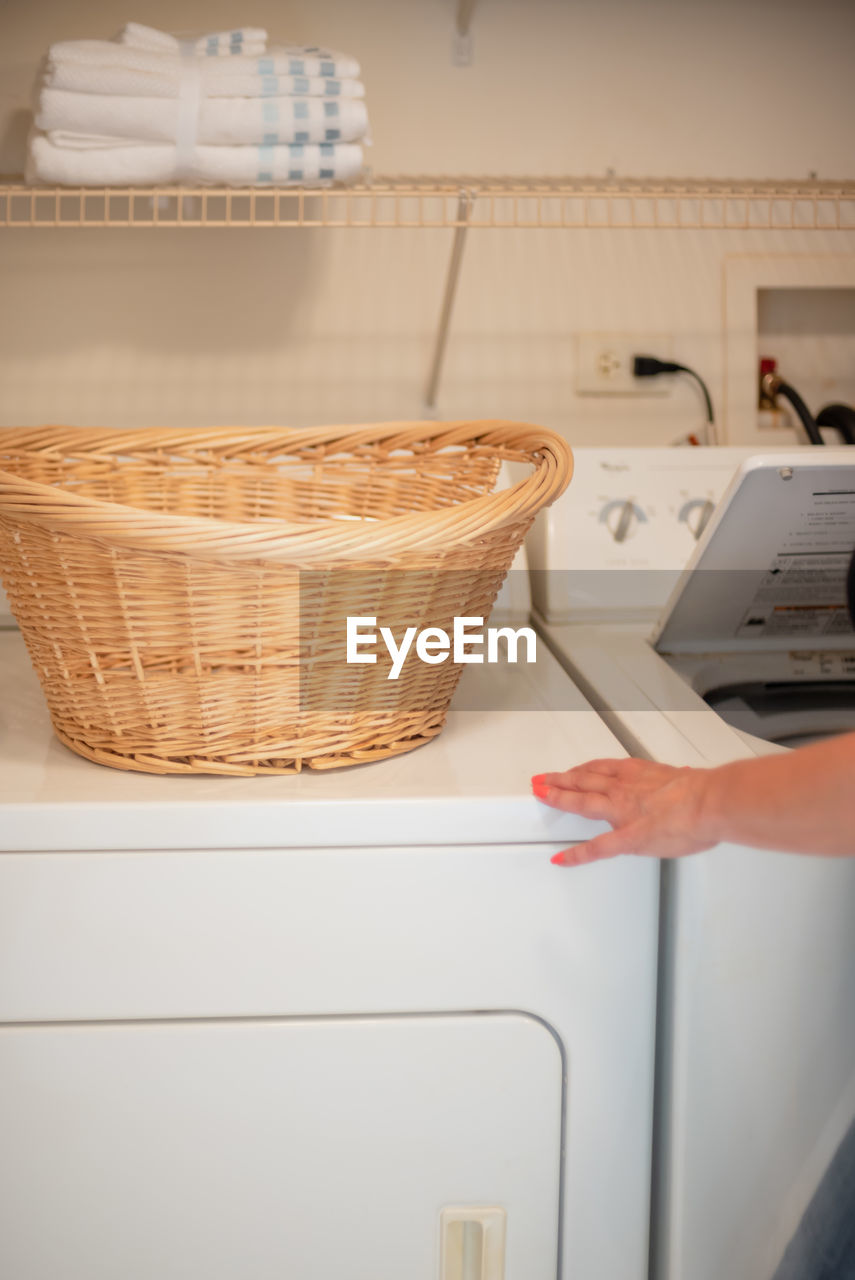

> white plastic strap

[{"left": 175, "top": 42, "right": 203, "bottom": 179}]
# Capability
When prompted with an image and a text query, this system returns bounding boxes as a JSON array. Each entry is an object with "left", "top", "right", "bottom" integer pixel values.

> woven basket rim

[{"left": 0, "top": 419, "right": 573, "bottom": 563}]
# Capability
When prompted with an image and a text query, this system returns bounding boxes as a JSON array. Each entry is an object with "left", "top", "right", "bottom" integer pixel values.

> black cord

[
  {"left": 775, "top": 380, "right": 825, "bottom": 446},
  {"left": 817, "top": 403, "right": 855, "bottom": 446},
  {"left": 632, "top": 356, "right": 715, "bottom": 434}
]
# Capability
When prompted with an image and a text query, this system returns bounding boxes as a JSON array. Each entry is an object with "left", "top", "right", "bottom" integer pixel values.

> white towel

[
  {"left": 38, "top": 89, "right": 369, "bottom": 147},
  {"left": 265, "top": 45, "right": 361, "bottom": 78},
  {"left": 27, "top": 132, "right": 364, "bottom": 186},
  {"left": 117, "top": 23, "right": 269, "bottom": 57},
  {"left": 46, "top": 61, "right": 365, "bottom": 101},
  {"left": 45, "top": 41, "right": 362, "bottom": 93}
]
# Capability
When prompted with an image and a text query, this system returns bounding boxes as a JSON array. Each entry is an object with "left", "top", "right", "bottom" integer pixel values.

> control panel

[{"left": 529, "top": 446, "right": 769, "bottom": 623}]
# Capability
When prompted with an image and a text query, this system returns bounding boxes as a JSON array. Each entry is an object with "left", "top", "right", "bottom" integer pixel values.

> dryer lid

[{"left": 652, "top": 451, "right": 855, "bottom": 654}]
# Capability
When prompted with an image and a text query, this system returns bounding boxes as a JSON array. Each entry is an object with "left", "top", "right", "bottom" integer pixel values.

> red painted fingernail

[
  {"left": 550, "top": 851, "right": 566, "bottom": 866},
  {"left": 531, "top": 774, "right": 546, "bottom": 784},
  {"left": 532, "top": 780, "right": 549, "bottom": 798}
]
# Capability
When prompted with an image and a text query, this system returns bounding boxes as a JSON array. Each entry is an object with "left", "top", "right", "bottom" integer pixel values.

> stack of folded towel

[{"left": 27, "top": 22, "right": 368, "bottom": 187}]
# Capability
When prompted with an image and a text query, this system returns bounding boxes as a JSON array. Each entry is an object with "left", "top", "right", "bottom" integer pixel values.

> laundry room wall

[{"left": 0, "top": 0, "right": 854, "bottom": 444}]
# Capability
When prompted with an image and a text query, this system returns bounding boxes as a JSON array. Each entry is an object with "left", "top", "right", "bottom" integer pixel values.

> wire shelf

[{"left": 2, "top": 177, "right": 854, "bottom": 230}]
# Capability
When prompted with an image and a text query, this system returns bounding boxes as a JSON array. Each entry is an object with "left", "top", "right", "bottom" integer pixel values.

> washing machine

[
  {"left": 532, "top": 446, "right": 855, "bottom": 1280},
  {"left": 0, "top": 611, "right": 659, "bottom": 1280}
]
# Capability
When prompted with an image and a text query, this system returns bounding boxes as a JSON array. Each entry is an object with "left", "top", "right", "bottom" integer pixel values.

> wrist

[{"left": 693, "top": 764, "right": 731, "bottom": 848}]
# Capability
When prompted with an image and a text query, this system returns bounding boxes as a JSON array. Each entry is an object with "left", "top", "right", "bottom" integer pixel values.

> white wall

[{"left": 1, "top": 0, "right": 854, "bottom": 444}]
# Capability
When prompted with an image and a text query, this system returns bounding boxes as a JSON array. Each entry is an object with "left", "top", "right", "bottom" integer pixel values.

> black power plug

[{"left": 633, "top": 355, "right": 715, "bottom": 443}]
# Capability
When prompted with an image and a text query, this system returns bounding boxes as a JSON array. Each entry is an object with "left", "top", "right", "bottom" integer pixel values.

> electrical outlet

[{"left": 576, "top": 333, "right": 673, "bottom": 395}]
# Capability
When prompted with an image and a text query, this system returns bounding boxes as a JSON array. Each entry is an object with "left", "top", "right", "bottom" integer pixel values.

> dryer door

[
  {"left": 0, "top": 1012, "right": 562, "bottom": 1280},
  {"left": 704, "top": 679, "right": 855, "bottom": 746}
]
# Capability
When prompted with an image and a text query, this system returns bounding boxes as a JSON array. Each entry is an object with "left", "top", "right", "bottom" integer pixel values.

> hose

[
  {"left": 760, "top": 372, "right": 824, "bottom": 445},
  {"left": 816, "top": 403, "right": 855, "bottom": 446}
]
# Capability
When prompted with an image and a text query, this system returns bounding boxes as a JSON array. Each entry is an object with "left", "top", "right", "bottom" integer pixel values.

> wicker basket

[{"left": 0, "top": 421, "right": 572, "bottom": 775}]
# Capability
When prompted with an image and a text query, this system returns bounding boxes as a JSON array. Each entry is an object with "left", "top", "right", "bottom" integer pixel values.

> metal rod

[
  {"left": 456, "top": 0, "right": 477, "bottom": 36},
  {"left": 423, "top": 190, "right": 473, "bottom": 410}
]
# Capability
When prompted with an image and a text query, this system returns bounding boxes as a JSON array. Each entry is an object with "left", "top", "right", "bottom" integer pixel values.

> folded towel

[
  {"left": 262, "top": 46, "right": 360, "bottom": 78},
  {"left": 46, "top": 60, "right": 365, "bottom": 101},
  {"left": 45, "top": 41, "right": 362, "bottom": 90},
  {"left": 38, "top": 88, "right": 370, "bottom": 146},
  {"left": 27, "top": 132, "right": 364, "bottom": 186},
  {"left": 117, "top": 22, "right": 268, "bottom": 57}
]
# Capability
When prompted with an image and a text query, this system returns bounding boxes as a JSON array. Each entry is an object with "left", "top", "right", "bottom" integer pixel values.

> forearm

[{"left": 700, "top": 732, "right": 855, "bottom": 857}]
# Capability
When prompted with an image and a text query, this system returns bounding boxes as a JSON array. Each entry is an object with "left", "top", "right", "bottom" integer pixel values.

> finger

[
  {"left": 566, "top": 758, "right": 627, "bottom": 777},
  {"left": 532, "top": 769, "right": 622, "bottom": 800},
  {"left": 555, "top": 791, "right": 616, "bottom": 822},
  {"left": 550, "top": 836, "right": 621, "bottom": 867},
  {"left": 532, "top": 781, "right": 617, "bottom": 823},
  {"left": 536, "top": 759, "right": 662, "bottom": 794},
  {"left": 549, "top": 769, "right": 623, "bottom": 796},
  {"left": 563, "top": 758, "right": 677, "bottom": 787},
  {"left": 535, "top": 759, "right": 626, "bottom": 788},
  {"left": 551, "top": 822, "right": 646, "bottom": 866}
]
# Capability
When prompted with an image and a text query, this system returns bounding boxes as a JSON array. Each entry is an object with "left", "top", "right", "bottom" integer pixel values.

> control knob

[
  {"left": 678, "top": 498, "right": 715, "bottom": 541},
  {"left": 599, "top": 499, "right": 647, "bottom": 543}
]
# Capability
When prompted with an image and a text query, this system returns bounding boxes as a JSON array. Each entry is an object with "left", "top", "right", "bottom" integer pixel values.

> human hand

[{"left": 532, "top": 757, "right": 720, "bottom": 867}]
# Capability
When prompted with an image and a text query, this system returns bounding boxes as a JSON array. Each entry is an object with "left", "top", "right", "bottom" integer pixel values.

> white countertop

[{"left": 0, "top": 630, "right": 624, "bottom": 851}]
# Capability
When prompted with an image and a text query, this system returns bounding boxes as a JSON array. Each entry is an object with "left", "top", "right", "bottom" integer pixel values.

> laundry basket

[{"left": 0, "top": 421, "right": 572, "bottom": 775}]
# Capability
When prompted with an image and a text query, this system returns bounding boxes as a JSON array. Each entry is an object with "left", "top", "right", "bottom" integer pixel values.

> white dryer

[
  {"left": 0, "top": 627, "right": 658, "bottom": 1280},
  {"left": 532, "top": 447, "right": 855, "bottom": 1280}
]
